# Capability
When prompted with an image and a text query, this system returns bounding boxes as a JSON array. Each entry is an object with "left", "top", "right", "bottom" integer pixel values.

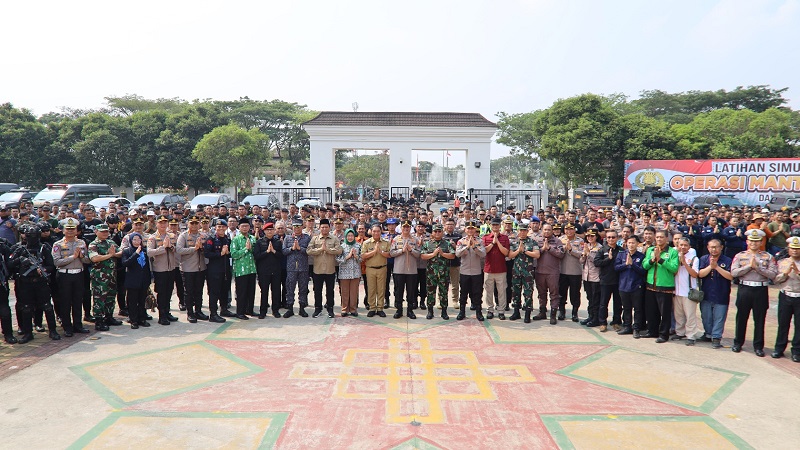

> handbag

[{"left": 686, "top": 257, "right": 704, "bottom": 302}]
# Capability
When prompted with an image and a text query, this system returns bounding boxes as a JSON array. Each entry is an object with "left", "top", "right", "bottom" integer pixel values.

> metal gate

[
  {"left": 468, "top": 188, "right": 543, "bottom": 211},
  {"left": 390, "top": 187, "right": 411, "bottom": 203},
  {"left": 256, "top": 187, "right": 333, "bottom": 206}
]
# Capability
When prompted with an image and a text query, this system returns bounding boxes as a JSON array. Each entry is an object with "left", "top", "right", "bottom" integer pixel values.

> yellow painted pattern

[
  {"left": 85, "top": 344, "right": 248, "bottom": 402},
  {"left": 571, "top": 349, "right": 733, "bottom": 408},
  {"left": 559, "top": 420, "right": 738, "bottom": 450},
  {"left": 290, "top": 338, "right": 536, "bottom": 424},
  {"left": 85, "top": 417, "right": 272, "bottom": 449}
]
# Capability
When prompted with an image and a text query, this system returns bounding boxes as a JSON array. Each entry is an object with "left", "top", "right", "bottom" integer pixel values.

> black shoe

[
  {"left": 17, "top": 333, "right": 33, "bottom": 344},
  {"left": 327, "top": 308, "right": 335, "bottom": 319},
  {"left": 167, "top": 313, "right": 179, "bottom": 322},
  {"left": 312, "top": 309, "right": 322, "bottom": 318},
  {"left": 283, "top": 310, "right": 295, "bottom": 319},
  {"left": 64, "top": 330, "right": 74, "bottom": 338},
  {"left": 407, "top": 309, "right": 416, "bottom": 320},
  {"left": 299, "top": 308, "right": 308, "bottom": 317},
  {"left": 549, "top": 312, "right": 557, "bottom": 325},
  {"left": 457, "top": 308, "right": 466, "bottom": 321},
  {"left": 187, "top": 315, "right": 197, "bottom": 323},
  {"left": 393, "top": 310, "right": 403, "bottom": 319},
  {"left": 633, "top": 330, "right": 641, "bottom": 339},
  {"left": 118, "top": 309, "right": 129, "bottom": 317},
  {"left": 221, "top": 309, "right": 235, "bottom": 318},
  {"left": 426, "top": 306, "right": 434, "bottom": 320},
  {"left": 377, "top": 311, "right": 387, "bottom": 318},
  {"left": 272, "top": 312, "right": 281, "bottom": 318},
  {"left": 367, "top": 311, "right": 376, "bottom": 318},
  {"left": 504, "top": 305, "right": 510, "bottom": 311},
  {"left": 685, "top": 339, "right": 696, "bottom": 346},
  {"left": 235, "top": 314, "right": 249, "bottom": 320},
  {"left": 557, "top": 312, "right": 566, "bottom": 321},
  {"left": 731, "top": 345, "right": 742, "bottom": 353},
  {"left": 95, "top": 322, "right": 110, "bottom": 332},
  {"left": 476, "top": 310, "right": 484, "bottom": 321},
  {"left": 246, "top": 311, "right": 257, "bottom": 317},
  {"left": 210, "top": 314, "right": 226, "bottom": 323},
  {"left": 441, "top": 310, "right": 449, "bottom": 320},
  {"left": 698, "top": 335, "right": 712, "bottom": 342},
  {"left": 670, "top": 335, "right": 685, "bottom": 341},
  {"left": 655, "top": 337, "right": 667, "bottom": 343},
  {"left": 771, "top": 351, "right": 784, "bottom": 359},
  {"left": 341, "top": 312, "right": 349, "bottom": 318},
  {"left": 532, "top": 311, "right": 547, "bottom": 321},
  {"left": 755, "top": 349, "right": 765, "bottom": 357},
  {"left": 792, "top": 354, "right": 800, "bottom": 363},
  {"left": 258, "top": 314, "right": 266, "bottom": 319},
  {"left": 617, "top": 327, "right": 633, "bottom": 335},
  {"left": 35, "top": 325, "right": 45, "bottom": 332},
  {"left": 74, "top": 327, "right": 91, "bottom": 334},
  {"left": 351, "top": 311, "right": 359, "bottom": 317},
  {"left": 524, "top": 310, "right": 531, "bottom": 324},
  {"left": 712, "top": 338, "right": 722, "bottom": 348},
  {"left": 585, "top": 321, "right": 599, "bottom": 327},
  {"left": 195, "top": 311, "right": 209, "bottom": 321},
  {"left": 579, "top": 318, "right": 590, "bottom": 326},
  {"left": 158, "top": 318, "right": 171, "bottom": 326},
  {"left": 571, "top": 315, "right": 579, "bottom": 322},
  {"left": 498, "top": 313, "right": 505, "bottom": 320},
  {"left": 179, "top": 304, "right": 187, "bottom": 311},
  {"left": 486, "top": 311, "right": 494, "bottom": 320},
  {"left": 469, "top": 305, "right": 476, "bottom": 311},
  {"left": 145, "top": 314, "right": 153, "bottom": 320},
  {"left": 4, "top": 334, "right": 18, "bottom": 344},
  {"left": 140, "top": 321, "right": 151, "bottom": 327},
  {"left": 83, "top": 315, "right": 96, "bottom": 323},
  {"left": 106, "top": 316, "right": 123, "bottom": 326},
  {"left": 509, "top": 308, "right": 521, "bottom": 321},
  {"left": 49, "top": 331, "right": 61, "bottom": 340},
  {"left": 131, "top": 323, "right": 139, "bottom": 329}
]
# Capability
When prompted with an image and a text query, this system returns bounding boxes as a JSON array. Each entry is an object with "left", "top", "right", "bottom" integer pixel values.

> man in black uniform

[
  {"left": 9, "top": 224, "right": 60, "bottom": 343},
  {"left": 204, "top": 218, "right": 232, "bottom": 322},
  {"left": 254, "top": 222, "right": 283, "bottom": 318},
  {"left": 1, "top": 236, "right": 17, "bottom": 343}
]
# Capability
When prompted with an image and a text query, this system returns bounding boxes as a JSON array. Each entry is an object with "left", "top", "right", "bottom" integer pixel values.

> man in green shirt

[
  {"left": 641, "top": 229, "right": 679, "bottom": 343},
  {"left": 230, "top": 219, "right": 257, "bottom": 320}
]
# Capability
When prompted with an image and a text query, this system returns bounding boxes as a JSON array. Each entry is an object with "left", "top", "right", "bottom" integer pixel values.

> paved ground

[{"left": 2, "top": 284, "right": 799, "bottom": 449}]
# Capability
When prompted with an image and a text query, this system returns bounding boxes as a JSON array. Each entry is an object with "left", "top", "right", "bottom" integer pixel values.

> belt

[
  {"left": 58, "top": 268, "right": 83, "bottom": 274},
  {"left": 367, "top": 265, "right": 386, "bottom": 269},
  {"left": 782, "top": 290, "right": 800, "bottom": 298},
  {"left": 740, "top": 280, "right": 769, "bottom": 287}
]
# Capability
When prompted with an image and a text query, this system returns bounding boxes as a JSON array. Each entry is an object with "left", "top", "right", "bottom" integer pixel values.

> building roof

[{"left": 303, "top": 112, "right": 497, "bottom": 128}]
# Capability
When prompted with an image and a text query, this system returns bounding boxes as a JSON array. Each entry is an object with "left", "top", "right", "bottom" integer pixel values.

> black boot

[
  {"left": 407, "top": 307, "right": 416, "bottom": 320},
  {"left": 393, "top": 307, "right": 403, "bottom": 319},
  {"left": 4, "top": 334, "right": 18, "bottom": 344},
  {"left": 441, "top": 308, "right": 449, "bottom": 320},
  {"left": 509, "top": 306, "right": 521, "bottom": 321},
  {"left": 106, "top": 315, "right": 123, "bottom": 326},
  {"left": 299, "top": 307, "right": 308, "bottom": 317},
  {"left": 532, "top": 310, "right": 547, "bottom": 321},
  {"left": 18, "top": 333, "right": 34, "bottom": 344},
  {"left": 426, "top": 305, "right": 434, "bottom": 320},
  {"left": 326, "top": 306, "right": 334, "bottom": 319},
  {"left": 550, "top": 310, "right": 557, "bottom": 325},
  {"left": 476, "top": 309, "right": 484, "bottom": 321},
  {"left": 456, "top": 305, "right": 466, "bottom": 321},
  {"left": 95, "top": 316, "right": 110, "bottom": 331},
  {"left": 209, "top": 313, "right": 226, "bottom": 323},
  {"left": 524, "top": 310, "right": 532, "bottom": 324}
]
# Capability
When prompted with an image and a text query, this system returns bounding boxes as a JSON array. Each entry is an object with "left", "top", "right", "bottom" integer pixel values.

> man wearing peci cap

[
  {"left": 176, "top": 216, "right": 209, "bottom": 323},
  {"left": 772, "top": 236, "right": 800, "bottom": 362},
  {"left": 203, "top": 218, "right": 233, "bottom": 322},
  {"left": 306, "top": 218, "right": 342, "bottom": 319},
  {"left": 254, "top": 222, "right": 283, "bottom": 318},
  {"left": 230, "top": 218, "right": 258, "bottom": 320},
  {"left": 731, "top": 229, "right": 777, "bottom": 356},
  {"left": 482, "top": 217, "right": 510, "bottom": 320},
  {"left": 283, "top": 219, "right": 312, "bottom": 318}
]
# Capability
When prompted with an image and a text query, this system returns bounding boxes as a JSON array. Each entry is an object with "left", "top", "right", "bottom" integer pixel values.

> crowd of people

[{"left": 0, "top": 195, "right": 798, "bottom": 363}]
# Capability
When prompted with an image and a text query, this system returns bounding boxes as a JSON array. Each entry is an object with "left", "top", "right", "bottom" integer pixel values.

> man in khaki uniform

[{"left": 361, "top": 224, "right": 390, "bottom": 317}]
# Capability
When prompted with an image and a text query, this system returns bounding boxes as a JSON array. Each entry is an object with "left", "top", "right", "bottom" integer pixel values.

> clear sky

[{"left": 2, "top": 0, "right": 797, "bottom": 162}]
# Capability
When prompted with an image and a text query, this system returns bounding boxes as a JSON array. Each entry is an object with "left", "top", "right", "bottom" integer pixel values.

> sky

[{"left": 2, "top": 0, "right": 798, "bottom": 164}]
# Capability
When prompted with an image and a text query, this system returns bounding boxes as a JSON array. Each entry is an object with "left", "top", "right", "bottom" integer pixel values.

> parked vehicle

[
  {"left": 32, "top": 184, "right": 113, "bottom": 209},
  {"left": 692, "top": 194, "right": 746, "bottom": 210},
  {"left": 767, "top": 193, "right": 800, "bottom": 212},
  {"left": 0, "top": 189, "right": 32, "bottom": 210},
  {"left": 241, "top": 194, "right": 281, "bottom": 210},
  {"left": 135, "top": 193, "right": 185, "bottom": 210},
  {"left": 88, "top": 196, "right": 133, "bottom": 210},
  {"left": 0, "top": 183, "right": 19, "bottom": 195},
  {"left": 296, "top": 197, "right": 322, "bottom": 209},
  {"left": 186, "top": 193, "right": 233, "bottom": 211}
]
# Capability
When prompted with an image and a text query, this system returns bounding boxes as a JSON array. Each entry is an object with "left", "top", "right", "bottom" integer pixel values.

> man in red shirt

[{"left": 483, "top": 217, "right": 510, "bottom": 319}]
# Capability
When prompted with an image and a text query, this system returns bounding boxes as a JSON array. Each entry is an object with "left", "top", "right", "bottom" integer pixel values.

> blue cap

[
  {"left": 386, "top": 218, "right": 398, "bottom": 224},
  {"left": 530, "top": 216, "right": 541, "bottom": 223}
]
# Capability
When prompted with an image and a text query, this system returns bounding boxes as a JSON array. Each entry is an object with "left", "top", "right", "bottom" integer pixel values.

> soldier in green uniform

[
  {"left": 421, "top": 224, "right": 455, "bottom": 320},
  {"left": 508, "top": 223, "right": 541, "bottom": 322},
  {"left": 88, "top": 223, "right": 122, "bottom": 331}
]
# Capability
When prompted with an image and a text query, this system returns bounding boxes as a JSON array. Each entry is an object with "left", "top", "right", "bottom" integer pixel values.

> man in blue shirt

[
  {"left": 0, "top": 207, "right": 17, "bottom": 245},
  {"left": 697, "top": 238, "right": 734, "bottom": 348}
]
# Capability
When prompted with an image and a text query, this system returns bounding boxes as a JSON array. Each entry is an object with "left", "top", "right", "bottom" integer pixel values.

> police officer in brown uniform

[
  {"left": 51, "top": 218, "right": 91, "bottom": 336},
  {"left": 731, "top": 229, "right": 777, "bottom": 356},
  {"left": 772, "top": 235, "right": 800, "bottom": 362}
]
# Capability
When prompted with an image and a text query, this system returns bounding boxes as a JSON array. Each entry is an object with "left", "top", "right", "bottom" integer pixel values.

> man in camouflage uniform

[
  {"left": 508, "top": 223, "right": 540, "bottom": 322},
  {"left": 421, "top": 224, "right": 455, "bottom": 320},
  {"left": 88, "top": 223, "right": 122, "bottom": 331}
]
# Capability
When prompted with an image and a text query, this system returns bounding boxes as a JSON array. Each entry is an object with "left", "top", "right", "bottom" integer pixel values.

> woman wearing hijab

[
  {"left": 121, "top": 232, "right": 151, "bottom": 329},
  {"left": 337, "top": 228, "right": 362, "bottom": 317}
]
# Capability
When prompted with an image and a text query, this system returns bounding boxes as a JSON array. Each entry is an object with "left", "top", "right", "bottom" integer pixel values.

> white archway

[{"left": 303, "top": 112, "right": 496, "bottom": 190}]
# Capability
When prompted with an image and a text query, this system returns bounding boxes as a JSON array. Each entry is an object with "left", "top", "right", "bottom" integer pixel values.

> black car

[
  {"left": 692, "top": 195, "right": 745, "bottom": 210},
  {"left": 0, "top": 189, "right": 32, "bottom": 210},
  {"left": 135, "top": 193, "right": 185, "bottom": 210}
]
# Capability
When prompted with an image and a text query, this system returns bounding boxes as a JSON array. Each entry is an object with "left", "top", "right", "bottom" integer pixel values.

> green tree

[
  {"left": 618, "top": 114, "right": 682, "bottom": 161},
  {"left": 490, "top": 155, "right": 541, "bottom": 184},
  {"left": 338, "top": 153, "right": 389, "bottom": 189},
  {"left": 105, "top": 94, "right": 188, "bottom": 116},
  {"left": 193, "top": 124, "right": 270, "bottom": 195},
  {"left": 0, "top": 103, "right": 57, "bottom": 187}
]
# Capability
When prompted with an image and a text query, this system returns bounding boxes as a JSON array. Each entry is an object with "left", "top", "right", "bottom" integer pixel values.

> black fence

[
  {"left": 468, "top": 189, "right": 543, "bottom": 211},
  {"left": 256, "top": 187, "right": 333, "bottom": 206},
  {"left": 390, "top": 187, "right": 411, "bottom": 202}
]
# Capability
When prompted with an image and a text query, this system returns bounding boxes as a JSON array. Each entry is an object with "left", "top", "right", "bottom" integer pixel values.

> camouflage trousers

[
  {"left": 426, "top": 264, "right": 449, "bottom": 308},
  {"left": 91, "top": 270, "right": 117, "bottom": 318},
  {"left": 511, "top": 269, "right": 535, "bottom": 311}
]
